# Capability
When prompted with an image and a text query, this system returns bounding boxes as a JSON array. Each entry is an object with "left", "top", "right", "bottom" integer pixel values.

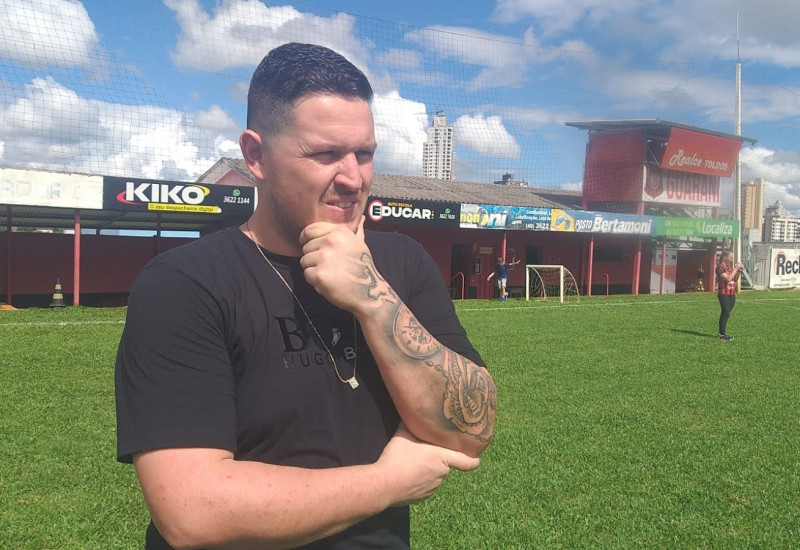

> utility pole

[{"left": 733, "top": 13, "right": 742, "bottom": 263}]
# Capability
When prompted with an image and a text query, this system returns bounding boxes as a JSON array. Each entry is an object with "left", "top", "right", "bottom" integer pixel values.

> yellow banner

[{"left": 147, "top": 203, "right": 221, "bottom": 213}]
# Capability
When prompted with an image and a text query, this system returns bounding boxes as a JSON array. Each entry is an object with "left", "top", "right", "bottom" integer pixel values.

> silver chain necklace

[{"left": 246, "top": 226, "right": 359, "bottom": 389}]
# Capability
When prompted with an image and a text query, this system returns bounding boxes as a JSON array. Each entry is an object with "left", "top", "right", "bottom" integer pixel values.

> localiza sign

[
  {"left": 655, "top": 217, "right": 739, "bottom": 239},
  {"left": 102, "top": 176, "right": 255, "bottom": 216}
]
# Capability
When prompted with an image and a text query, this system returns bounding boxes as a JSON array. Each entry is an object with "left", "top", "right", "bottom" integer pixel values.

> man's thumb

[
  {"left": 356, "top": 215, "right": 366, "bottom": 240},
  {"left": 444, "top": 450, "right": 481, "bottom": 472}
]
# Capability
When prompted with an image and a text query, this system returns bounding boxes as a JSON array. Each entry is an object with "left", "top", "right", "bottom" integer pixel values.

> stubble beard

[
  {"left": 265, "top": 189, "right": 363, "bottom": 254},
  {"left": 267, "top": 193, "right": 305, "bottom": 254}
]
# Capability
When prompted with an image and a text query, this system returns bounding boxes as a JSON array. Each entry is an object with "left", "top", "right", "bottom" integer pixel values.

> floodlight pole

[{"left": 733, "top": 13, "right": 742, "bottom": 263}]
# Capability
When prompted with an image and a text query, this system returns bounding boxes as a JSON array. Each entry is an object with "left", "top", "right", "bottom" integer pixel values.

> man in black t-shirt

[{"left": 116, "top": 42, "right": 496, "bottom": 549}]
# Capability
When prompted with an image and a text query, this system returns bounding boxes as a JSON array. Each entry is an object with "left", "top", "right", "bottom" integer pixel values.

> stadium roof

[
  {"left": 565, "top": 119, "right": 758, "bottom": 145},
  {"left": 202, "top": 157, "right": 584, "bottom": 210},
  {"left": 2, "top": 161, "right": 583, "bottom": 233},
  {"left": 2, "top": 203, "right": 242, "bottom": 233}
]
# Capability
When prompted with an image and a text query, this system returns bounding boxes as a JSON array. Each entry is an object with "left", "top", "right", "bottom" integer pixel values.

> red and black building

[{"left": 0, "top": 119, "right": 755, "bottom": 307}]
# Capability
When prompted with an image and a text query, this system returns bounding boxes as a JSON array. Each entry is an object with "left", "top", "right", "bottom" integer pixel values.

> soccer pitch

[{"left": 1, "top": 292, "right": 799, "bottom": 548}]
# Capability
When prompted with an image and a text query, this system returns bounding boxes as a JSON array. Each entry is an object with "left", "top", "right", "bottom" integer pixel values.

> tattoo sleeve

[
  {"left": 358, "top": 252, "right": 496, "bottom": 443},
  {"left": 359, "top": 253, "right": 398, "bottom": 305},
  {"left": 394, "top": 305, "right": 496, "bottom": 443}
]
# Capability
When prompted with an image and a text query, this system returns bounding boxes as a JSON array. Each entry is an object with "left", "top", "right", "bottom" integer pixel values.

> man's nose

[{"left": 334, "top": 153, "right": 362, "bottom": 189}]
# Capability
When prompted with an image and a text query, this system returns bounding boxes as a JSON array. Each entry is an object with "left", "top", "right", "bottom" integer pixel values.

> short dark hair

[{"left": 246, "top": 42, "right": 373, "bottom": 137}]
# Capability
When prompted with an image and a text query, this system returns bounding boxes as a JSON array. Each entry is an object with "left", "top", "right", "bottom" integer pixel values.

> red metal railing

[
  {"left": 450, "top": 271, "right": 465, "bottom": 300},
  {"left": 600, "top": 272, "right": 610, "bottom": 297}
]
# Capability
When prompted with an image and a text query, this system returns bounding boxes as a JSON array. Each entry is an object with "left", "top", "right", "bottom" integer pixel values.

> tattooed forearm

[
  {"left": 393, "top": 305, "right": 496, "bottom": 442},
  {"left": 359, "top": 253, "right": 398, "bottom": 304},
  {"left": 393, "top": 305, "right": 440, "bottom": 359},
  {"left": 438, "top": 350, "right": 496, "bottom": 442}
]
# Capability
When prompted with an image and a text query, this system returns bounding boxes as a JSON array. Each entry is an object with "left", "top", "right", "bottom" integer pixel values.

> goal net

[{"left": 525, "top": 265, "right": 580, "bottom": 303}]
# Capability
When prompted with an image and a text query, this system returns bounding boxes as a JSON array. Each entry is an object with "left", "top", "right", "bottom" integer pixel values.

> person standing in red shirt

[{"left": 716, "top": 250, "right": 744, "bottom": 341}]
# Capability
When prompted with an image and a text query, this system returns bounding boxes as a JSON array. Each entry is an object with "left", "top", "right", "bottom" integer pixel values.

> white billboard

[
  {"left": 0, "top": 168, "right": 103, "bottom": 209},
  {"left": 769, "top": 248, "right": 800, "bottom": 289}
]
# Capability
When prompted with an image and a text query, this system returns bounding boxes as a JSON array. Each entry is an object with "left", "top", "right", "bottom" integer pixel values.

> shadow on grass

[{"left": 670, "top": 329, "right": 718, "bottom": 339}]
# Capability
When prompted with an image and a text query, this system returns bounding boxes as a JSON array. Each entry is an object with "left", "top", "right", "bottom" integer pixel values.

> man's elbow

[
  {"left": 148, "top": 496, "right": 250, "bottom": 550},
  {"left": 464, "top": 421, "right": 494, "bottom": 458},
  {"left": 153, "top": 511, "right": 219, "bottom": 550},
  {"left": 446, "top": 407, "right": 495, "bottom": 458}
]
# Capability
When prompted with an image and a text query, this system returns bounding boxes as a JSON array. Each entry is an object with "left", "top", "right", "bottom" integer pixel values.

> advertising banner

[
  {"left": 655, "top": 217, "right": 739, "bottom": 239},
  {"left": 0, "top": 168, "right": 103, "bottom": 209},
  {"left": 102, "top": 177, "right": 255, "bottom": 216},
  {"left": 459, "top": 204, "right": 509, "bottom": 229},
  {"left": 659, "top": 127, "right": 742, "bottom": 177},
  {"left": 459, "top": 204, "right": 551, "bottom": 230},
  {"left": 504, "top": 206, "right": 552, "bottom": 231},
  {"left": 366, "top": 197, "right": 459, "bottom": 226},
  {"left": 769, "top": 248, "right": 800, "bottom": 289},
  {"left": 550, "top": 209, "right": 655, "bottom": 235},
  {"left": 643, "top": 166, "right": 720, "bottom": 206}
]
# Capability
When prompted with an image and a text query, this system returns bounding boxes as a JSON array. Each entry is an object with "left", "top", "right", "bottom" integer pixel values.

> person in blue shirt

[{"left": 487, "top": 256, "right": 520, "bottom": 302}]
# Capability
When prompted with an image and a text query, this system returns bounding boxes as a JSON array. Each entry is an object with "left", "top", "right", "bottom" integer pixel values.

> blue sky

[{"left": 1, "top": 0, "right": 799, "bottom": 215}]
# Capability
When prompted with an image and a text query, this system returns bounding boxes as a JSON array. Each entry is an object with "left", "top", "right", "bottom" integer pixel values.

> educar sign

[{"left": 367, "top": 198, "right": 459, "bottom": 227}]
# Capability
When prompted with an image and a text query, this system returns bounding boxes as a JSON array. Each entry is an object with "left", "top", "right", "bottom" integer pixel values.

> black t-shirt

[{"left": 115, "top": 226, "right": 484, "bottom": 549}]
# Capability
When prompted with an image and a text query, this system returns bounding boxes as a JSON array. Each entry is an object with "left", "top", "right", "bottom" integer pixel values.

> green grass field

[{"left": 2, "top": 291, "right": 799, "bottom": 549}]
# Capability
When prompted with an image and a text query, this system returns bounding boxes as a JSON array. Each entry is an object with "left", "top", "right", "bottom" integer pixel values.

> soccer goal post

[{"left": 525, "top": 265, "right": 580, "bottom": 303}]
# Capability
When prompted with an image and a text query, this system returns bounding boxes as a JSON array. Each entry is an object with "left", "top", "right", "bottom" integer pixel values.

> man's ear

[{"left": 240, "top": 129, "right": 266, "bottom": 181}]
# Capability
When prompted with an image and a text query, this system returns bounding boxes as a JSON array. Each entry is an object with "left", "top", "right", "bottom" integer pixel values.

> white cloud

[
  {"left": 492, "top": 0, "right": 643, "bottom": 38},
  {"left": 405, "top": 25, "right": 533, "bottom": 89},
  {"left": 371, "top": 91, "right": 428, "bottom": 175},
  {"left": 191, "top": 105, "right": 240, "bottom": 135},
  {"left": 454, "top": 113, "right": 521, "bottom": 159},
  {"left": 764, "top": 180, "right": 800, "bottom": 217},
  {"left": 165, "top": 0, "right": 369, "bottom": 73},
  {"left": 493, "top": 0, "right": 800, "bottom": 69},
  {"left": 404, "top": 25, "right": 595, "bottom": 90},
  {"left": 652, "top": 0, "right": 800, "bottom": 68},
  {"left": 229, "top": 81, "right": 250, "bottom": 103},
  {"left": 741, "top": 146, "right": 800, "bottom": 185},
  {"left": 741, "top": 145, "right": 800, "bottom": 215},
  {"left": 214, "top": 135, "right": 241, "bottom": 158},
  {"left": 0, "top": 0, "right": 99, "bottom": 69},
  {"left": 376, "top": 48, "right": 422, "bottom": 71},
  {"left": 0, "top": 77, "right": 241, "bottom": 181},
  {"left": 596, "top": 67, "right": 718, "bottom": 114},
  {"left": 740, "top": 83, "right": 800, "bottom": 125},
  {"left": 588, "top": 65, "right": 794, "bottom": 127},
  {"left": 492, "top": 104, "right": 583, "bottom": 127},
  {"left": 558, "top": 181, "right": 583, "bottom": 191}
]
